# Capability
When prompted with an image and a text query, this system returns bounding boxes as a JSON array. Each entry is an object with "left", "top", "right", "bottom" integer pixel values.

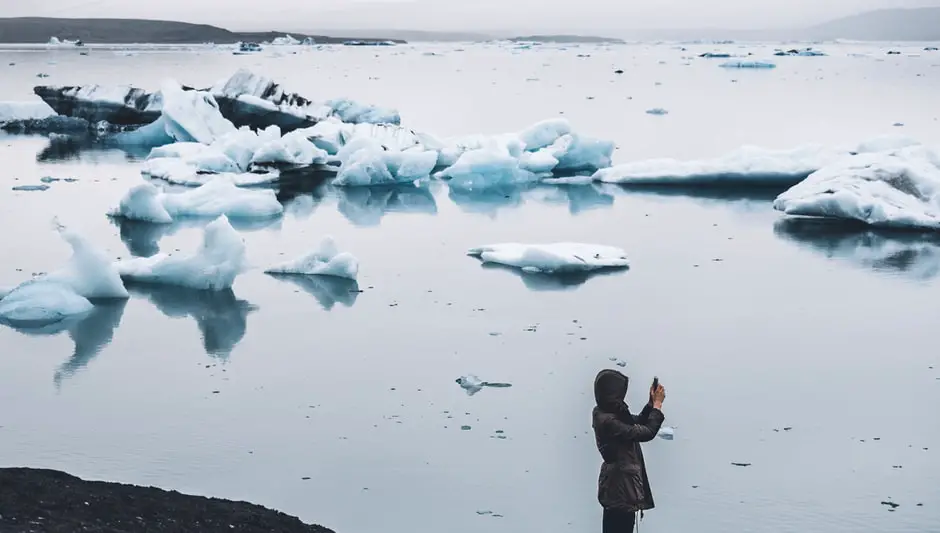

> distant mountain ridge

[
  {"left": 509, "top": 35, "right": 626, "bottom": 44},
  {"left": 0, "top": 18, "right": 403, "bottom": 44},
  {"left": 804, "top": 7, "right": 940, "bottom": 41}
]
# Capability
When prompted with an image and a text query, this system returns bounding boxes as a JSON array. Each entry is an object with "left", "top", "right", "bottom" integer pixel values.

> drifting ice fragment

[
  {"left": 439, "top": 144, "right": 539, "bottom": 190},
  {"left": 113, "top": 216, "right": 247, "bottom": 290},
  {"left": 456, "top": 375, "right": 513, "bottom": 396},
  {"left": 645, "top": 108, "right": 669, "bottom": 116},
  {"left": 658, "top": 426, "right": 676, "bottom": 440},
  {"left": 467, "top": 243, "right": 629, "bottom": 273},
  {"left": 593, "top": 144, "right": 847, "bottom": 186},
  {"left": 719, "top": 60, "right": 776, "bottom": 69},
  {"left": 774, "top": 145, "right": 940, "bottom": 230},
  {"left": 264, "top": 236, "right": 360, "bottom": 280},
  {"left": 160, "top": 81, "right": 236, "bottom": 144},
  {"left": 110, "top": 179, "right": 284, "bottom": 223}
]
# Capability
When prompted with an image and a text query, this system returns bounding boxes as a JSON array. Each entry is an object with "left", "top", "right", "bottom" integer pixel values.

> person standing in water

[{"left": 592, "top": 369, "right": 666, "bottom": 532}]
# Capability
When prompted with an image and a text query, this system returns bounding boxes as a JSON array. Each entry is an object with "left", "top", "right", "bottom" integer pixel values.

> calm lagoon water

[{"left": 1, "top": 42, "right": 939, "bottom": 533}]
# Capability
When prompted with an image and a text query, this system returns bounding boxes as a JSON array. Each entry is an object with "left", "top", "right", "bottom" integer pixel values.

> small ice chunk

[
  {"left": 0, "top": 101, "right": 56, "bottom": 123},
  {"left": 554, "top": 134, "right": 615, "bottom": 172},
  {"left": 0, "top": 281, "right": 93, "bottom": 326},
  {"left": 658, "top": 426, "right": 676, "bottom": 440},
  {"left": 334, "top": 144, "right": 438, "bottom": 187},
  {"left": 45, "top": 223, "right": 129, "bottom": 299},
  {"left": 110, "top": 179, "right": 284, "bottom": 223},
  {"left": 593, "top": 144, "right": 847, "bottom": 186},
  {"left": 467, "top": 243, "right": 629, "bottom": 273},
  {"left": 456, "top": 374, "right": 512, "bottom": 396},
  {"left": 439, "top": 144, "right": 538, "bottom": 190},
  {"left": 719, "top": 60, "right": 776, "bottom": 69},
  {"left": 326, "top": 98, "right": 401, "bottom": 125},
  {"left": 160, "top": 81, "right": 236, "bottom": 144},
  {"left": 12, "top": 185, "right": 50, "bottom": 192},
  {"left": 517, "top": 118, "right": 572, "bottom": 151},
  {"left": 114, "top": 216, "right": 247, "bottom": 290},
  {"left": 646, "top": 108, "right": 669, "bottom": 116},
  {"left": 271, "top": 35, "right": 301, "bottom": 46},
  {"left": 250, "top": 128, "right": 329, "bottom": 167},
  {"left": 264, "top": 236, "right": 359, "bottom": 280},
  {"left": 774, "top": 145, "right": 940, "bottom": 230}
]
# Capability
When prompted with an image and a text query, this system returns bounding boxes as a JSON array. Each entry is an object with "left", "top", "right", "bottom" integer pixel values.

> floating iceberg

[
  {"left": 270, "top": 35, "right": 301, "bottom": 46},
  {"left": 0, "top": 101, "right": 56, "bottom": 123},
  {"left": 0, "top": 281, "right": 94, "bottom": 327},
  {"left": 34, "top": 84, "right": 163, "bottom": 125},
  {"left": 333, "top": 141, "right": 438, "bottom": 187},
  {"left": 646, "top": 108, "right": 669, "bottom": 116},
  {"left": 456, "top": 374, "right": 512, "bottom": 396},
  {"left": 719, "top": 60, "right": 776, "bottom": 69},
  {"left": 110, "top": 179, "right": 284, "bottom": 223},
  {"left": 160, "top": 81, "right": 236, "bottom": 145},
  {"left": 250, "top": 128, "right": 329, "bottom": 167},
  {"left": 774, "top": 48, "right": 826, "bottom": 57},
  {"left": 699, "top": 52, "right": 732, "bottom": 58},
  {"left": 774, "top": 145, "right": 940, "bottom": 230},
  {"left": 326, "top": 98, "right": 401, "bottom": 125},
  {"left": 593, "top": 144, "right": 848, "bottom": 186},
  {"left": 1, "top": 223, "right": 128, "bottom": 326},
  {"left": 264, "top": 236, "right": 359, "bottom": 280},
  {"left": 467, "top": 243, "right": 629, "bottom": 273},
  {"left": 438, "top": 144, "right": 539, "bottom": 190},
  {"left": 114, "top": 216, "right": 247, "bottom": 290},
  {"left": 142, "top": 157, "right": 281, "bottom": 186}
]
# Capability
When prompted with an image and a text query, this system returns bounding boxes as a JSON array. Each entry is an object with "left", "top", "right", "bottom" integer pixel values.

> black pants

[{"left": 603, "top": 508, "right": 636, "bottom": 533}]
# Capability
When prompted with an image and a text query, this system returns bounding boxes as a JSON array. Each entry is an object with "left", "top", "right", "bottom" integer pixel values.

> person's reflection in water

[
  {"left": 126, "top": 283, "right": 256, "bottom": 358},
  {"left": 592, "top": 369, "right": 666, "bottom": 532}
]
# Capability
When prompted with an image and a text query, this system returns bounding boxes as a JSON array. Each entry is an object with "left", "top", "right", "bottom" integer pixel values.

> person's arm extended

[
  {"left": 600, "top": 408, "right": 665, "bottom": 443},
  {"left": 634, "top": 402, "right": 654, "bottom": 424}
]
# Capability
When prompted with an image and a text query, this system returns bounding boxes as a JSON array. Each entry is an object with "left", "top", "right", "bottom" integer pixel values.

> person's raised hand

[{"left": 651, "top": 384, "right": 666, "bottom": 409}]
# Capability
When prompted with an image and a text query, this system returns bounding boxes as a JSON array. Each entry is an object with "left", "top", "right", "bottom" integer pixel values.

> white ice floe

[
  {"left": 305, "top": 121, "right": 428, "bottom": 155},
  {"left": 593, "top": 144, "right": 848, "bottom": 186},
  {"left": 250, "top": 128, "right": 329, "bottom": 167},
  {"left": 333, "top": 140, "right": 438, "bottom": 187},
  {"left": 264, "top": 236, "right": 359, "bottom": 280},
  {"left": 160, "top": 81, "right": 236, "bottom": 144},
  {"left": 110, "top": 179, "right": 284, "bottom": 223},
  {"left": 467, "top": 243, "right": 629, "bottom": 273},
  {"left": 657, "top": 426, "right": 676, "bottom": 440},
  {"left": 114, "top": 216, "right": 247, "bottom": 290},
  {"left": 719, "top": 60, "right": 776, "bottom": 69},
  {"left": 142, "top": 157, "right": 281, "bottom": 186},
  {"left": 455, "top": 375, "right": 513, "bottom": 396},
  {"left": 0, "top": 100, "right": 56, "bottom": 122},
  {"left": 1, "top": 223, "right": 128, "bottom": 326},
  {"left": 774, "top": 145, "right": 940, "bottom": 230},
  {"left": 326, "top": 98, "right": 401, "bottom": 125},
  {"left": 270, "top": 35, "right": 301, "bottom": 46}
]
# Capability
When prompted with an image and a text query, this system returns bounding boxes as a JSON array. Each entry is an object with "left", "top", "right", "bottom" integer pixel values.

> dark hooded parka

[{"left": 592, "top": 369, "right": 665, "bottom": 512}]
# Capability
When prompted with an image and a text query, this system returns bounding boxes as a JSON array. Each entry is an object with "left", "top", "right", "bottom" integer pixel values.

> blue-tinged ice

[
  {"left": 113, "top": 216, "right": 247, "bottom": 290},
  {"left": 264, "top": 236, "right": 359, "bottom": 280},
  {"left": 332, "top": 139, "right": 438, "bottom": 186},
  {"left": 0, "top": 281, "right": 94, "bottom": 327},
  {"left": 326, "top": 98, "right": 401, "bottom": 125},
  {"left": 109, "top": 179, "right": 284, "bottom": 223},
  {"left": 438, "top": 144, "right": 539, "bottom": 190},
  {"left": 160, "top": 81, "right": 237, "bottom": 144},
  {"left": 0, "top": 101, "right": 56, "bottom": 123}
]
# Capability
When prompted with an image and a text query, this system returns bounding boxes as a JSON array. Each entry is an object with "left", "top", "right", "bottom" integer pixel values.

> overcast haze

[{"left": 3, "top": 0, "right": 940, "bottom": 33}]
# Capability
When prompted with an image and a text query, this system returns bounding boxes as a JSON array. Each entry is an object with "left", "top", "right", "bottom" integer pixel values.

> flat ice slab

[
  {"left": 114, "top": 216, "right": 247, "bottom": 290},
  {"left": 467, "top": 243, "right": 629, "bottom": 273},
  {"left": 774, "top": 145, "right": 940, "bottom": 230},
  {"left": 719, "top": 60, "right": 776, "bottom": 69},
  {"left": 264, "top": 237, "right": 360, "bottom": 280},
  {"left": 110, "top": 179, "right": 284, "bottom": 223},
  {"left": 593, "top": 144, "right": 846, "bottom": 186}
]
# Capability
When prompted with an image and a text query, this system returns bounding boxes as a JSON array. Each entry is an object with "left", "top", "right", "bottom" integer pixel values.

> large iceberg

[
  {"left": 467, "top": 243, "right": 630, "bottom": 273},
  {"left": 438, "top": 143, "right": 539, "bottom": 190},
  {"left": 593, "top": 144, "right": 848, "bottom": 186},
  {"left": 264, "top": 236, "right": 359, "bottom": 280},
  {"left": 34, "top": 84, "right": 163, "bottom": 125},
  {"left": 110, "top": 179, "right": 284, "bottom": 223},
  {"left": 0, "top": 101, "right": 56, "bottom": 123},
  {"left": 1, "top": 223, "right": 128, "bottom": 327},
  {"left": 774, "top": 145, "right": 940, "bottom": 230},
  {"left": 211, "top": 69, "right": 401, "bottom": 128},
  {"left": 114, "top": 216, "right": 248, "bottom": 290}
]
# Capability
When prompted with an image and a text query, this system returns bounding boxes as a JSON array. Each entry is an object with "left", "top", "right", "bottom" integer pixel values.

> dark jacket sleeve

[
  {"left": 634, "top": 402, "right": 654, "bottom": 424},
  {"left": 600, "top": 408, "right": 664, "bottom": 443}
]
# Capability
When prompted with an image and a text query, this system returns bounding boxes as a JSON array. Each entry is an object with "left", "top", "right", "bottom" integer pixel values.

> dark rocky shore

[{"left": 0, "top": 468, "right": 334, "bottom": 533}]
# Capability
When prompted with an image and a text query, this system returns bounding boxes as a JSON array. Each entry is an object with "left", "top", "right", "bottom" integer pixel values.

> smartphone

[{"left": 651, "top": 376, "right": 659, "bottom": 390}]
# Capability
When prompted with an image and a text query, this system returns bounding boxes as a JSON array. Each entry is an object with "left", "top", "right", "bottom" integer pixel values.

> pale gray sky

[{"left": 4, "top": 0, "right": 938, "bottom": 32}]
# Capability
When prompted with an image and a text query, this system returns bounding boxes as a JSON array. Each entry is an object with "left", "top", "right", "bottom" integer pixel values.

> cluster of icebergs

[{"left": 0, "top": 216, "right": 360, "bottom": 327}]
